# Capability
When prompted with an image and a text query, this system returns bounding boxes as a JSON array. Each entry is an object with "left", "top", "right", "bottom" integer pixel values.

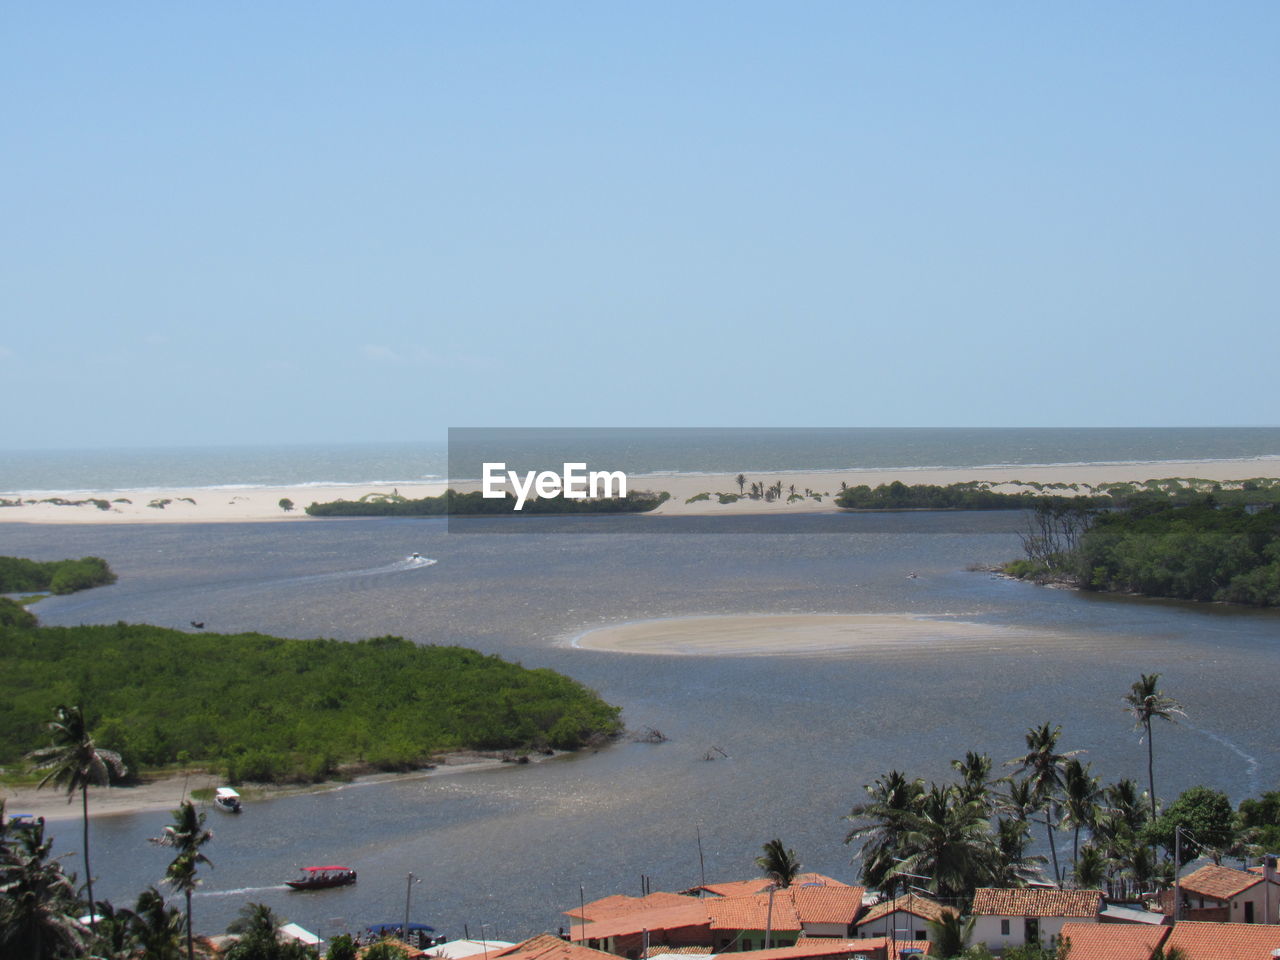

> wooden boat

[
  {"left": 285, "top": 865, "right": 357, "bottom": 890},
  {"left": 213, "top": 787, "right": 242, "bottom": 813}
]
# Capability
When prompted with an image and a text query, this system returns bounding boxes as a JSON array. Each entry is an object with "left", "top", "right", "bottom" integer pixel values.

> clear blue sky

[{"left": 3, "top": 3, "right": 1277, "bottom": 448}]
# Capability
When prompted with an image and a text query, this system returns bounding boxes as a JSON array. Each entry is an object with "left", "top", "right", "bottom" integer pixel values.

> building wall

[
  {"left": 970, "top": 915, "right": 1094, "bottom": 950},
  {"left": 855, "top": 913, "right": 930, "bottom": 942}
]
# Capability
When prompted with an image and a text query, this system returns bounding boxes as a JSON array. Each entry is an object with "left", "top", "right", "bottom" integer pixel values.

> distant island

[
  {"left": 305, "top": 488, "right": 669, "bottom": 517},
  {"left": 0, "top": 554, "right": 116, "bottom": 594}
]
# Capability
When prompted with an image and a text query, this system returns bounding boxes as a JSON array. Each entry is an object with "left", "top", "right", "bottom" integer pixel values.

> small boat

[
  {"left": 213, "top": 787, "right": 242, "bottom": 814},
  {"left": 286, "top": 865, "right": 358, "bottom": 890},
  {"left": 409, "top": 552, "right": 422, "bottom": 560}
]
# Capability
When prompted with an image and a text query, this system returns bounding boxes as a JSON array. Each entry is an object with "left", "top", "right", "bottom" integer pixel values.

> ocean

[{"left": 5, "top": 427, "right": 1280, "bottom": 493}]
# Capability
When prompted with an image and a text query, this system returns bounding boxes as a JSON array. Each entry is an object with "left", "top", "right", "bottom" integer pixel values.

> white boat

[{"left": 213, "top": 787, "right": 242, "bottom": 813}]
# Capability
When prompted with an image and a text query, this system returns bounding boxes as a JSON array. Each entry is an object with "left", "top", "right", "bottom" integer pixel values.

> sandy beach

[
  {"left": 0, "top": 753, "right": 529, "bottom": 822},
  {"left": 572, "top": 613, "right": 1074, "bottom": 657},
  {"left": 2, "top": 458, "right": 1278, "bottom": 524}
]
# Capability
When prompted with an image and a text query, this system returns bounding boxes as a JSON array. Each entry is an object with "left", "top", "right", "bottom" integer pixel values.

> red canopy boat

[{"left": 285, "top": 866, "right": 357, "bottom": 890}]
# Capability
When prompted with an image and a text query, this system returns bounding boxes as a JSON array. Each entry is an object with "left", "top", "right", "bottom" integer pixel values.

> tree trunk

[
  {"left": 186, "top": 888, "right": 194, "bottom": 960},
  {"left": 1146, "top": 721, "right": 1157, "bottom": 821},
  {"left": 1045, "top": 811, "right": 1061, "bottom": 886},
  {"left": 82, "top": 786, "right": 95, "bottom": 933}
]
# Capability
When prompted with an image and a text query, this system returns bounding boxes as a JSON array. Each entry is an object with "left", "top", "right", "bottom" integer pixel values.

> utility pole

[{"left": 404, "top": 872, "right": 421, "bottom": 943}]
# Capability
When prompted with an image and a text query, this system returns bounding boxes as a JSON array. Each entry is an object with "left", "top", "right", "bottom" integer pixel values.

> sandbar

[{"left": 572, "top": 613, "right": 1071, "bottom": 657}]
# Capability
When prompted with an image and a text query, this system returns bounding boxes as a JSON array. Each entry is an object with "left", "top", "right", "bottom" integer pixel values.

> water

[
  {"left": 5, "top": 515, "right": 1280, "bottom": 942},
  {"left": 6, "top": 427, "right": 1280, "bottom": 493}
]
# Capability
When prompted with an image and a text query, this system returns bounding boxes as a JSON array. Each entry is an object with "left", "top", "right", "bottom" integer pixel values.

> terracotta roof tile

[
  {"left": 493, "top": 937, "right": 617, "bottom": 960},
  {"left": 790, "top": 885, "right": 867, "bottom": 926},
  {"left": 722, "top": 938, "right": 930, "bottom": 960},
  {"left": 855, "top": 894, "right": 954, "bottom": 928},
  {"left": 1164, "top": 920, "right": 1280, "bottom": 960},
  {"left": 1180, "top": 865, "right": 1264, "bottom": 901},
  {"left": 1056, "top": 921, "right": 1170, "bottom": 960},
  {"left": 699, "top": 875, "right": 851, "bottom": 898},
  {"left": 568, "top": 904, "right": 712, "bottom": 942},
  {"left": 568, "top": 893, "right": 698, "bottom": 922},
  {"left": 707, "top": 894, "right": 801, "bottom": 932},
  {"left": 970, "top": 888, "right": 1102, "bottom": 918}
]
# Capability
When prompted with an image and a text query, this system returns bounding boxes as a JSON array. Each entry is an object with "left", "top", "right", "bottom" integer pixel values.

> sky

[{"left": 2, "top": 3, "right": 1277, "bottom": 449}]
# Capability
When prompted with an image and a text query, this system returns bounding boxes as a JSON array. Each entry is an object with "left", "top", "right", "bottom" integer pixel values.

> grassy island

[
  {"left": 0, "top": 623, "right": 622, "bottom": 783},
  {"left": 305, "top": 488, "right": 669, "bottom": 517},
  {"left": 0, "top": 554, "right": 116, "bottom": 594}
]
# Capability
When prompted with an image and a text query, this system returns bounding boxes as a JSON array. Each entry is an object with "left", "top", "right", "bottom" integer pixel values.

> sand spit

[
  {"left": 572, "top": 613, "right": 1076, "bottom": 657},
  {"left": 1, "top": 458, "right": 1277, "bottom": 524}
]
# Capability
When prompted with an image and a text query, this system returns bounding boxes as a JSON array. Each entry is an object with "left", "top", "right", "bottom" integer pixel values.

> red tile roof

[
  {"left": 698, "top": 875, "right": 851, "bottom": 898},
  {"left": 1164, "top": 921, "right": 1280, "bottom": 960},
  {"left": 970, "top": 888, "right": 1103, "bottom": 918},
  {"left": 855, "top": 894, "right": 954, "bottom": 927},
  {"left": 707, "top": 894, "right": 802, "bottom": 932},
  {"left": 568, "top": 893, "right": 698, "bottom": 922},
  {"left": 727, "top": 939, "right": 930, "bottom": 960},
  {"left": 568, "top": 903, "right": 711, "bottom": 942},
  {"left": 494, "top": 936, "right": 618, "bottom": 960},
  {"left": 790, "top": 885, "right": 867, "bottom": 926},
  {"left": 1180, "top": 865, "right": 1265, "bottom": 901},
  {"left": 1057, "top": 922, "right": 1170, "bottom": 960}
]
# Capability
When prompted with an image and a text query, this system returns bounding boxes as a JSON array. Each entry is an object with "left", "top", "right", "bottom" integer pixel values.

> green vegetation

[
  {"left": 836, "top": 481, "right": 1065, "bottom": 511},
  {"left": 305, "top": 488, "right": 669, "bottom": 516},
  {"left": 0, "top": 598, "right": 36, "bottom": 629},
  {"left": 685, "top": 492, "right": 711, "bottom": 504},
  {"left": 0, "top": 555, "right": 116, "bottom": 595},
  {"left": 0, "top": 624, "right": 622, "bottom": 783},
  {"left": 1007, "top": 499, "right": 1280, "bottom": 606}
]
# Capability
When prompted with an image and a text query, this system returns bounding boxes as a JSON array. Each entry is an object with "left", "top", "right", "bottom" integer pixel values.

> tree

[
  {"left": 363, "top": 941, "right": 410, "bottom": 960},
  {"left": 1146, "top": 786, "right": 1237, "bottom": 865},
  {"left": 151, "top": 801, "right": 213, "bottom": 960},
  {"left": 129, "top": 886, "right": 189, "bottom": 960},
  {"left": 0, "top": 816, "right": 88, "bottom": 959},
  {"left": 1073, "top": 844, "right": 1108, "bottom": 890},
  {"left": 755, "top": 838, "right": 801, "bottom": 887},
  {"left": 1061, "top": 759, "right": 1102, "bottom": 880},
  {"left": 326, "top": 934, "right": 359, "bottom": 960},
  {"left": 845, "top": 770, "right": 925, "bottom": 891},
  {"left": 927, "top": 911, "right": 974, "bottom": 959},
  {"left": 1008, "top": 723, "right": 1080, "bottom": 886},
  {"left": 278, "top": 498, "right": 295, "bottom": 512},
  {"left": 1123, "top": 674, "right": 1185, "bottom": 821},
  {"left": 891, "top": 784, "right": 1001, "bottom": 902},
  {"left": 223, "top": 901, "right": 315, "bottom": 960},
  {"left": 736, "top": 474, "right": 746, "bottom": 495},
  {"left": 25, "top": 703, "right": 126, "bottom": 932},
  {"left": 952, "top": 751, "right": 996, "bottom": 814}
]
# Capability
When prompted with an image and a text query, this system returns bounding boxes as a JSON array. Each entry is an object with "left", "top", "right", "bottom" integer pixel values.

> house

[
  {"left": 570, "top": 894, "right": 702, "bottom": 924},
  {"left": 1163, "top": 920, "right": 1280, "bottom": 959},
  {"left": 1173, "top": 864, "right": 1280, "bottom": 924},
  {"left": 1056, "top": 921, "right": 1171, "bottom": 960},
  {"left": 714, "top": 939, "right": 931, "bottom": 960},
  {"left": 853, "top": 895, "right": 955, "bottom": 942},
  {"left": 569, "top": 902, "right": 714, "bottom": 956},
  {"left": 707, "top": 891, "right": 803, "bottom": 951},
  {"left": 968, "top": 888, "right": 1103, "bottom": 951},
  {"left": 692, "top": 876, "right": 853, "bottom": 899},
  {"left": 790, "top": 884, "right": 869, "bottom": 938},
  {"left": 496, "top": 934, "right": 626, "bottom": 960}
]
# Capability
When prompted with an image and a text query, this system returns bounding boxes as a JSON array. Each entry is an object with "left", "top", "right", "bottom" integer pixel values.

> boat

[
  {"left": 285, "top": 865, "right": 358, "bottom": 890},
  {"left": 213, "top": 787, "right": 242, "bottom": 813}
]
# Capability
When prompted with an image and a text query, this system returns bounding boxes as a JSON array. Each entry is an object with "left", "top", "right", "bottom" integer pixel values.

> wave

[
  {"left": 1184, "top": 721, "right": 1262, "bottom": 797},
  {"left": 275, "top": 556, "right": 438, "bottom": 588},
  {"left": 194, "top": 884, "right": 288, "bottom": 898}
]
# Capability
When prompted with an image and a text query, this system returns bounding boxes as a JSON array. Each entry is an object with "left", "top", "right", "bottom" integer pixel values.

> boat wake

[
  {"left": 1184, "top": 721, "right": 1262, "bottom": 796},
  {"left": 274, "top": 557, "right": 438, "bottom": 587},
  {"left": 195, "top": 885, "right": 288, "bottom": 898}
]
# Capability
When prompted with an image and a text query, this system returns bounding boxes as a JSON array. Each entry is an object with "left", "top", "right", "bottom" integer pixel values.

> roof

[
  {"left": 707, "top": 894, "right": 801, "bottom": 932},
  {"left": 714, "top": 939, "right": 930, "bottom": 960},
  {"left": 1056, "top": 922, "right": 1170, "bottom": 960},
  {"left": 698, "top": 875, "right": 851, "bottom": 898},
  {"left": 568, "top": 893, "right": 698, "bottom": 922},
  {"left": 1099, "top": 904, "right": 1168, "bottom": 925},
  {"left": 278, "top": 923, "right": 321, "bottom": 946},
  {"left": 428, "top": 940, "right": 517, "bottom": 960},
  {"left": 302, "top": 865, "right": 351, "bottom": 871},
  {"left": 855, "top": 894, "right": 954, "bottom": 927},
  {"left": 790, "top": 885, "right": 866, "bottom": 925},
  {"left": 970, "top": 888, "right": 1103, "bottom": 918},
  {"left": 569, "top": 903, "right": 712, "bottom": 942},
  {"left": 496, "top": 934, "right": 621, "bottom": 960},
  {"left": 1164, "top": 920, "right": 1280, "bottom": 960},
  {"left": 1180, "top": 864, "right": 1265, "bottom": 901}
]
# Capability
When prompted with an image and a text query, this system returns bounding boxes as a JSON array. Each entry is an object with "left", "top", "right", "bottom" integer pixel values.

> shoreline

[
  {"left": 0, "top": 751, "right": 557, "bottom": 823},
  {"left": 2, "top": 457, "right": 1278, "bottom": 524}
]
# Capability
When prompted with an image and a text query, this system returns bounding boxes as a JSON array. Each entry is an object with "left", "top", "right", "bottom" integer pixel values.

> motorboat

[
  {"left": 213, "top": 787, "right": 242, "bottom": 813},
  {"left": 286, "top": 865, "right": 358, "bottom": 890}
]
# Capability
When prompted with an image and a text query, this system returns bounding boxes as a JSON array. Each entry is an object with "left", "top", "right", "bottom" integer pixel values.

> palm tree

[
  {"left": 0, "top": 816, "right": 88, "bottom": 959},
  {"left": 951, "top": 751, "right": 996, "bottom": 814},
  {"left": 926, "top": 911, "right": 974, "bottom": 958},
  {"left": 755, "top": 838, "right": 801, "bottom": 887},
  {"left": 129, "top": 886, "right": 188, "bottom": 960},
  {"left": 151, "top": 801, "right": 213, "bottom": 960},
  {"left": 845, "top": 771, "right": 925, "bottom": 891},
  {"left": 892, "top": 785, "right": 1001, "bottom": 903},
  {"left": 993, "top": 816, "right": 1046, "bottom": 886},
  {"left": 1073, "top": 844, "right": 1108, "bottom": 890},
  {"left": 223, "top": 901, "right": 312, "bottom": 960},
  {"left": 1008, "top": 722, "right": 1080, "bottom": 886},
  {"left": 736, "top": 474, "right": 747, "bottom": 495},
  {"left": 1123, "top": 674, "right": 1185, "bottom": 821},
  {"left": 25, "top": 704, "right": 126, "bottom": 931},
  {"left": 1061, "top": 758, "right": 1102, "bottom": 878}
]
